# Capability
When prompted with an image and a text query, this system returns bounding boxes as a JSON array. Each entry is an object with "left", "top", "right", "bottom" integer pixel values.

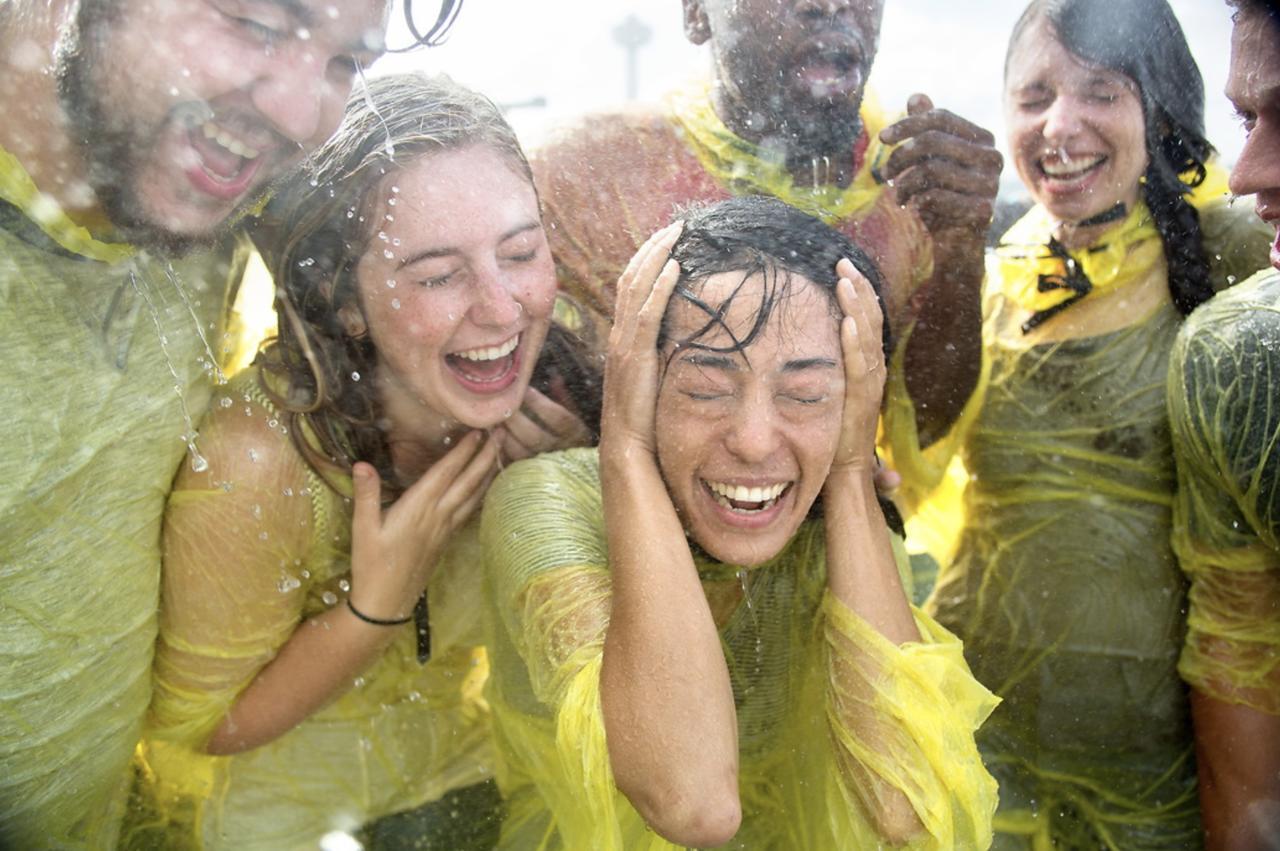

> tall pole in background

[{"left": 612, "top": 13, "right": 653, "bottom": 101}]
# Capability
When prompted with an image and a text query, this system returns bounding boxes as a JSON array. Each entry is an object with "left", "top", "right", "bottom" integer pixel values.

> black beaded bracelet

[{"left": 346, "top": 597, "right": 414, "bottom": 626}]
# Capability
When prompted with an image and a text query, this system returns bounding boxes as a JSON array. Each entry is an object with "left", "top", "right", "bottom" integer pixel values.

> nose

[
  {"left": 252, "top": 50, "right": 350, "bottom": 147},
  {"left": 723, "top": 392, "right": 782, "bottom": 464},
  {"left": 1229, "top": 120, "right": 1280, "bottom": 199},
  {"left": 1040, "top": 96, "right": 1083, "bottom": 147},
  {"left": 467, "top": 266, "right": 523, "bottom": 328}
]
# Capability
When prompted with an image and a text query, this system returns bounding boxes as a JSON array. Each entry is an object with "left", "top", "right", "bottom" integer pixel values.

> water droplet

[
  {"left": 219, "top": 396, "right": 233, "bottom": 408},
  {"left": 248, "top": 448, "right": 260, "bottom": 463},
  {"left": 391, "top": 298, "right": 401, "bottom": 310},
  {"left": 351, "top": 371, "right": 361, "bottom": 382},
  {"left": 387, "top": 197, "right": 397, "bottom": 206},
  {"left": 339, "top": 579, "right": 351, "bottom": 592},
  {"left": 383, "top": 249, "right": 394, "bottom": 259},
  {"left": 296, "top": 26, "right": 311, "bottom": 40},
  {"left": 322, "top": 591, "right": 338, "bottom": 606},
  {"left": 385, "top": 278, "right": 396, "bottom": 289},
  {"left": 189, "top": 452, "right": 209, "bottom": 473}
]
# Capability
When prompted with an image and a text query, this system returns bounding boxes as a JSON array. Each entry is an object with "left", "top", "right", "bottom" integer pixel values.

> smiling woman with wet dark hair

[{"left": 481, "top": 196, "right": 997, "bottom": 849}]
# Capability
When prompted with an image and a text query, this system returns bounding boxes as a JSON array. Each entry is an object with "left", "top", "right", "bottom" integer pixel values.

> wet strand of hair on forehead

[{"left": 665, "top": 258, "right": 789, "bottom": 370}]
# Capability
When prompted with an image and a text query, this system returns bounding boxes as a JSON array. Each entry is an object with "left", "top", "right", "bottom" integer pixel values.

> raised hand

[
  {"left": 880, "top": 93, "right": 1002, "bottom": 254},
  {"left": 600, "top": 222, "right": 683, "bottom": 461},
  {"left": 347, "top": 430, "right": 499, "bottom": 621},
  {"left": 830, "top": 258, "right": 887, "bottom": 478}
]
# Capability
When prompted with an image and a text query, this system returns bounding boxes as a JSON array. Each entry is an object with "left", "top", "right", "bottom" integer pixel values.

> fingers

[
  {"left": 515, "top": 387, "right": 591, "bottom": 446},
  {"left": 350, "top": 461, "right": 383, "bottom": 549},
  {"left": 880, "top": 96, "right": 997, "bottom": 147},
  {"left": 613, "top": 222, "right": 684, "bottom": 340},
  {"left": 837, "top": 271, "right": 886, "bottom": 379},
  {"left": 882, "top": 132, "right": 1004, "bottom": 190}
]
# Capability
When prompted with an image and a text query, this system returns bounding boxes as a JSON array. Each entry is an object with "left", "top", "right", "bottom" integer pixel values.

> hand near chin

[
  {"left": 829, "top": 259, "right": 887, "bottom": 483},
  {"left": 880, "top": 93, "right": 1002, "bottom": 283},
  {"left": 347, "top": 431, "right": 499, "bottom": 621},
  {"left": 600, "top": 222, "right": 683, "bottom": 464},
  {"left": 494, "top": 386, "right": 593, "bottom": 463}
]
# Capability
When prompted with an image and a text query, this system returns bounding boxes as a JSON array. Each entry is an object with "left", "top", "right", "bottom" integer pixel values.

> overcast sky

[{"left": 373, "top": 0, "right": 1244, "bottom": 191}]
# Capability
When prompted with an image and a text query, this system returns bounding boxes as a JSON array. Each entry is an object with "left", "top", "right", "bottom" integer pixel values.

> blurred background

[{"left": 373, "top": 0, "right": 1245, "bottom": 197}]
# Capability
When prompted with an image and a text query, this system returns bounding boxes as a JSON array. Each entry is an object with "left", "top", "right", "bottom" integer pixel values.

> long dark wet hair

[
  {"left": 257, "top": 72, "right": 600, "bottom": 498},
  {"left": 661, "top": 195, "right": 904, "bottom": 536},
  {"left": 1008, "top": 0, "right": 1215, "bottom": 315}
]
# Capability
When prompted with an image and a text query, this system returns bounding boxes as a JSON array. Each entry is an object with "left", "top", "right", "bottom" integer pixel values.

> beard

[{"left": 52, "top": 1, "right": 256, "bottom": 256}]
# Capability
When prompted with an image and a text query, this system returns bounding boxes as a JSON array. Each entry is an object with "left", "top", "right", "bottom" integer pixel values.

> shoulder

[
  {"left": 485, "top": 448, "right": 601, "bottom": 520},
  {"left": 1177, "top": 268, "right": 1280, "bottom": 362},
  {"left": 1199, "top": 198, "right": 1275, "bottom": 292},
  {"left": 171, "top": 369, "right": 313, "bottom": 501}
]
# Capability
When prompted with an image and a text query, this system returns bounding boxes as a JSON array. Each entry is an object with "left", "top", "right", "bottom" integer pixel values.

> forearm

[
  {"left": 824, "top": 467, "right": 918, "bottom": 644},
  {"left": 1191, "top": 689, "right": 1280, "bottom": 850},
  {"left": 204, "top": 603, "right": 399, "bottom": 755},
  {"left": 598, "top": 448, "right": 741, "bottom": 846},
  {"left": 902, "top": 241, "right": 983, "bottom": 447},
  {"left": 824, "top": 467, "right": 924, "bottom": 844}
]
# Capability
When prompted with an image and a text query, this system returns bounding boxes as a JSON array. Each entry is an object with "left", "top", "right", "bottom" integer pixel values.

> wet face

[
  {"left": 1226, "top": 8, "right": 1280, "bottom": 270},
  {"left": 686, "top": 0, "right": 884, "bottom": 145},
  {"left": 655, "top": 270, "right": 845, "bottom": 566},
  {"left": 1004, "top": 18, "right": 1149, "bottom": 225},
  {"left": 58, "top": 0, "right": 387, "bottom": 251},
  {"left": 351, "top": 145, "right": 557, "bottom": 437}
]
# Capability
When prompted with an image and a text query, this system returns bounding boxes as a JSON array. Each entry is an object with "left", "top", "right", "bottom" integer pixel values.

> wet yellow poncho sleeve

[
  {"left": 480, "top": 448, "right": 998, "bottom": 850},
  {"left": 0, "top": 145, "right": 249, "bottom": 848},
  {"left": 1169, "top": 267, "right": 1280, "bottom": 714},
  {"left": 122, "top": 372, "right": 492, "bottom": 850},
  {"left": 881, "top": 196, "right": 1272, "bottom": 850}
]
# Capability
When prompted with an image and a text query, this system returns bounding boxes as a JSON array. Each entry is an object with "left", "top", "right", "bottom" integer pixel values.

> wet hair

[
  {"left": 1007, "top": 0, "right": 1215, "bottom": 315},
  {"left": 259, "top": 71, "right": 599, "bottom": 496},
  {"left": 661, "top": 195, "right": 904, "bottom": 536}
]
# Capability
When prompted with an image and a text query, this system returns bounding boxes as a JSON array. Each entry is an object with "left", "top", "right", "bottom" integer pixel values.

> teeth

[
  {"left": 200, "top": 120, "right": 261, "bottom": 159},
  {"left": 454, "top": 334, "right": 519, "bottom": 362},
  {"left": 705, "top": 480, "right": 789, "bottom": 512},
  {"left": 1041, "top": 156, "right": 1103, "bottom": 178}
]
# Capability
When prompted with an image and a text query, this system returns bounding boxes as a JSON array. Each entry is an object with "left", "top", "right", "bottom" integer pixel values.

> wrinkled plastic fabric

[
  {"left": 529, "top": 83, "right": 932, "bottom": 344},
  {"left": 882, "top": 200, "right": 1273, "bottom": 849},
  {"left": 479, "top": 448, "right": 999, "bottom": 850},
  {"left": 121, "top": 373, "right": 493, "bottom": 850},
  {"left": 1169, "top": 267, "right": 1280, "bottom": 714},
  {"left": 0, "top": 146, "right": 247, "bottom": 848}
]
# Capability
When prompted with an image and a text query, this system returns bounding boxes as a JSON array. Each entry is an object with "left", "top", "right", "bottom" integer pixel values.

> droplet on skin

[{"left": 351, "top": 371, "right": 361, "bottom": 382}]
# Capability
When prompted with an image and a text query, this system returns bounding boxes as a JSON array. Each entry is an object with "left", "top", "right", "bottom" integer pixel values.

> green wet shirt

[{"left": 0, "top": 168, "right": 246, "bottom": 847}]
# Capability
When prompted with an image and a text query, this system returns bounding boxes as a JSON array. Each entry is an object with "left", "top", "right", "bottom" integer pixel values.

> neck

[
  {"left": 376, "top": 374, "right": 469, "bottom": 486},
  {"left": 1050, "top": 193, "right": 1142, "bottom": 252},
  {"left": 708, "top": 78, "right": 863, "bottom": 190},
  {"left": 0, "top": 3, "right": 100, "bottom": 220}
]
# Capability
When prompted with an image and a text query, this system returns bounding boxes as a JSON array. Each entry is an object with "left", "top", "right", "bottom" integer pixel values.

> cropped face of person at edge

[
  {"left": 55, "top": 0, "right": 389, "bottom": 252},
  {"left": 343, "top": 145, "right": 560, "bottom": 453},
  {"left": 655, "top": 267, "right": 847, "bottom": 566},
  {"left": 1226, "top": 3, "right": 1280, "bottom": 270},
  {"left": 1003, "top": 16, "right": 1149, "bottom": 246}
]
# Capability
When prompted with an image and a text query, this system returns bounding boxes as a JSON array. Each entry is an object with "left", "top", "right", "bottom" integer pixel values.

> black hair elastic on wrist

[{"left": 346, "top": 597, "right": 414, "bottom": 626}]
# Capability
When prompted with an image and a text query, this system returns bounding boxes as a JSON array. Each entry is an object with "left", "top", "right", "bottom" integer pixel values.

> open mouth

[
  {"left": 445, "top": 333, "right": 521, "bottom": 388},
  {"left": 1037, "top": 152, "right": 1107, "bottom": 184},
  {"left": 184, "top": 119, "right": 267, "bottom": 199},
  {"left": 795, "top": 39, "right": 864, "bottom": 99},
  {"left": 704, "top": 480, "right": 793, "bottom": 515}
]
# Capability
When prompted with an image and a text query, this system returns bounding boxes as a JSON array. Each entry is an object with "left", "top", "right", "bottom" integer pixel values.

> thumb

[
  {"left": 907, "top": 92, "right": 934, "bottom": 116},
  {"left": 351, "top": 461, "right": 383, "bottom": 543}
]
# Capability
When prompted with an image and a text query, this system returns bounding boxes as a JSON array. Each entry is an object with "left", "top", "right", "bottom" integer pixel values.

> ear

[
  {"left": 682, "top": 0, "right": 712, "bottom": 45},
  {"left": 337, "top": 303, "right": 368, "bottom": 339}
]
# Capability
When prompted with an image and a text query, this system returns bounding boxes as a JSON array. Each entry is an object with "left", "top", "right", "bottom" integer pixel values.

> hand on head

[
  {"left": 830, "top": 257, "right": 887, "bottom": 478},
  {"left": 600, "top": 223, "right": 685, "bottom": 460}
]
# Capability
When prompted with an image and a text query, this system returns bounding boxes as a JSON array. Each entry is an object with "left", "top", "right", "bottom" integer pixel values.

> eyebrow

[
  {"left": 675, "top": 353, "right": 838, "bottom": 372},
  {"left": 396, "top": 221, "right": 541, "bottom": 270},
  {"left": 781, "top": 357, "right": 839, "bottom": 372}
]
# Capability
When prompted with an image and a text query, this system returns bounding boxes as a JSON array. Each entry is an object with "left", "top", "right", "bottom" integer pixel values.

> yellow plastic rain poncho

[
  {"left": 122, "top": 372, "right": 493, "bottom": 850},
  {"left": 480, "top": 448, "right": 1000, "bottom": 850},
  {"left": 883, "top": 193, "right": 1272, "bottom": 850},
  {"left": 1169, "top": 267, "right": 1280, "bottom": 715},
  {"left": 0, "top": 145, "right": 248, "bottom": 848}
]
